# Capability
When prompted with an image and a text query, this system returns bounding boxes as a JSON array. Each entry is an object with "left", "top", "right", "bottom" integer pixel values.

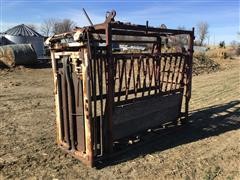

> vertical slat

[
  {"left": 73, "top": 74, "right": 85, "bottom": 152},
  {"left": 118, "top": 60, "right": 126, "bottom": 102},
  {"left": 125, "top": 57, "right": 134, "bottom": 100},
  {"left": 51, "top": 51, "right": 64, "bottom": 146},
  {"left": 124, "top": 60, "right": 127, "bottom": 98},
  {"left": 135, "top": 56, "right": 142, "bottom": 97},
  {"left": 56, "top": 73, "right": 65, "bottom": 142},
  {"left": 82, "top": 46, "right": 93, "bottom": 166},
  {"left": 61, "top": 69, "right": 70, "bottom": 148},
  {"left": 153, "top": 57, "right": 157, "bottom": 94},
  {"left": 157, "top": 56, "right": 161, "bottom": 93},
  {"left": 165, "top": 55, "right": 173, "bottom": 91},
  {"left": 147, "top": 57, "right": 153, "bottom": 95},
  {"left": 93, "top": 48, "right": 97, "bottom": 155},
  {"left": 142, "top": 58, "right": 147, "bottom": 97},
  {"left": 174, "top": 55, "right": 183, "bottom": 89},
  {"left": 170, "top": 55, "right": 178, "bottom": 90},
  {"left": 184, "top": 29, "right": 194, "bottom": 123},
  {"left": 132, "top": 59, "right": 136, "bottom": 98},
  {"left": 104, "top": 24, "right": 114, "bottom": 153},
  {"left": 160, "top": 56, "right": 167, "bottom": 91},
  {"left": 96, "top": 54, "right": 104, "bottom": 156}
]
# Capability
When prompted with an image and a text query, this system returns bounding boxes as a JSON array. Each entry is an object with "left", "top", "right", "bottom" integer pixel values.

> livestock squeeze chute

[{"left": 48, "top": 10, "right": 194, "bottom": 167}]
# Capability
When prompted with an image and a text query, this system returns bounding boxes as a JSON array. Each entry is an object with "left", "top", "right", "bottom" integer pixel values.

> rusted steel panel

[
  {"left": 72, "top": 73, "right": 86, "bottom": 152},
  {"left": 112, "top": 92, "right": 182, "bottom": 140}
]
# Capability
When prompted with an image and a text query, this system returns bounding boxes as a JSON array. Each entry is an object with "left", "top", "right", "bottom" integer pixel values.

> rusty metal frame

[{"left": 49, "top": 10, "right": 194, "bottom": 167}]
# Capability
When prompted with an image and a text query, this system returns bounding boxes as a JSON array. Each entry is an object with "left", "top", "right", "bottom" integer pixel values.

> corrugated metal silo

[{"left": 4, "top": 24, "right": 44, "bottom": 57}]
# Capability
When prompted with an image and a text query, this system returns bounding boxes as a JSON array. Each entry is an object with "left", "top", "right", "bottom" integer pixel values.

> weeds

[{"left": 193, "top": 52, "right": 220, "bottom": 75}]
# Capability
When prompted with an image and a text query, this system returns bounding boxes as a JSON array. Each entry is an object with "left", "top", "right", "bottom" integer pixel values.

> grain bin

[{"left": 4, "top": 24, "right": 44, "bottom": 57}]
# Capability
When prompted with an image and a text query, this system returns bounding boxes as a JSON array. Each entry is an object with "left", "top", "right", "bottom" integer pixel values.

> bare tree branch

[
  {"left": 52, "top": 19, "right": 76, "bottom": 34},
  {"left": 40, "top": 18, "right": 56, "bottom": 37},
  {"left": 196, "top": 22, "right": 209, "bottom": 46}
]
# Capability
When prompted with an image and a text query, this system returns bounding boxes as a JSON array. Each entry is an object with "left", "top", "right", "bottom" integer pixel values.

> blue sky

[{"left": 1, "top": 0, "right": 239, "bottom": 44}]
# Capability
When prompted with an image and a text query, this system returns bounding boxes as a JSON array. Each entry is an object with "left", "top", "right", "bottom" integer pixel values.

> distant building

[{"left": 1, "top": 24, "right": 44, "bottom": 57}]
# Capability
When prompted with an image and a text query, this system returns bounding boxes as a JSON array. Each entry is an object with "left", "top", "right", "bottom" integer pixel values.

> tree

[
  {"left": 40, "top": 18, "right": 56, "bottom": 37},
  {"left": 196, "top": 22, "right": 209, "bottom": 46},
  {"left": 52, "top": 19, "right": 76, "bottom": 34},
  {"left": 40, "top": 18, "right": 76, "bottom": 37}
]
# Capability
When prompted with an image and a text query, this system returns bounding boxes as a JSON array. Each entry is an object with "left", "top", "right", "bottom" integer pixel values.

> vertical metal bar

[
  {"left": 93, "top": 47, "right": 98, "bottom": 156},
  {"left": 82, "top": 47, "right": 93, "bottom": 166},
  {"left": 99, "top": 55, "right": 104, "bottom": 156},
  {"left": 50, "top": 51, "right": 63, "bottom": 145},
  {"left": 124, "top": 60, "right": 127, "bottom": 98},
  {"left": 135, "top": 56, "right": 142, "bottom": 97},
  {"left": 125, "top": 57, "right": 134, "bottom": 100},
  {"left": 142, "top": 57, "right": 147, "bottom": 97},
  {"left": 62, "top": 57, "right": 76, "bottom": 151},
  {"left": 61, "top": 68, "right": 71, "bottom": 148},
  {"left": 132, "top": 59, "right": 136, "bottom": 98},
  {"left": 160, "top": 56, "right": 167, "bottom": 91},
  {"left": 153, "top": 57, "right": 157, "bottom": 94},
  {"left": 104, "top": 24, "right": 114, "bottom": 153},
  {"left": 184, "top": 29, "right": 194, "bottom": 123},
  {"left": 157, "top": 56, "right": 161, "bottom": 93},
  {"left": 174, "top": 55, "right": 183, "bottom": 89},
  {"left": 118, "top": 60, "right": 126, "bottom": 102},
  {"left": 170, "top": 55, "right": 178, "bottom": 90},
  {"left": 165, "top": 55, "right": 173, "bottom": 91},
  {"left": 147, "top": 57, "right": 153, "bottom": 95},
  {"left": 97, "top": 55, "right": 103, "bottom": 156}
]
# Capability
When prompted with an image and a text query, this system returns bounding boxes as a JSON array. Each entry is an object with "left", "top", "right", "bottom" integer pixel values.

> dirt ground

[{"left": 0, "top": 58, "right": 240, "bottom": 179}]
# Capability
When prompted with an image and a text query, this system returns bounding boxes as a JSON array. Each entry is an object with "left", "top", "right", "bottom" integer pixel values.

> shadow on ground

[
  {"left": 97, "top": 100, "right": 240, "bottom": 168},
  {"left": 23, "top": 61, "right": 52, "bottom": 69}
]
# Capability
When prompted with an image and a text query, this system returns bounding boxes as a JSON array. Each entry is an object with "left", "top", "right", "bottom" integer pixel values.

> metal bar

[
  {"left": 63, "top": 57, "right": 76, "bottom": 150},
  {"left": 111, "top": 23, "right": 193, "bottom": 35},
  {"left": 135, "top": 56, "right": 142, "bottom": 97},
  {"left": 170, "top": 55, "right": 179, "bottom": 90},
  {"left": 115, "top": 89, "right": 183, "bottom": 106},
  {"left": 82, "top": 47, "right": 94, "bottom": 166},
  {"left": 160, "top": 56, "right": 167, "bottom": 91},
  {"left": 125, "top": 57, "right": 134, "bottom": 100},
  {"left": 164, "top": 55, "right": 173, "bottom": 91},
  {"left": 93, "top": 47, "right": 98, "bottom": 156},
  {"left": 51, "top": 51, "right": 64, "bottom": 145},
  {"left": 184, "top": 28, "right": 194, "bottom": 123},
  {"left": 104, "top": 24, "right": 114, "bottom": 153},
  {"left": 96, "top": 52, "right": 184, "bottom": 59},
  {"left": 174, "top": 55, "right": 183, "bottom": 89},
  {"left": 147, "top": 57, "right": 153, "bottom": 95},
  {"left": 61, "top": 69, "right": 71, "bottom": 148},
  {"left": 141, "top": 58, "right": 147, "bottom": 97},
  {"left": 118, "top": 61, "right": 126, "bottom": 102}
]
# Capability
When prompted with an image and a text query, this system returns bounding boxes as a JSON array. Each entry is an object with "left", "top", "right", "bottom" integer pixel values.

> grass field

[{"left": 0, "top": 58, "right": 239, "bottom": 179}]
